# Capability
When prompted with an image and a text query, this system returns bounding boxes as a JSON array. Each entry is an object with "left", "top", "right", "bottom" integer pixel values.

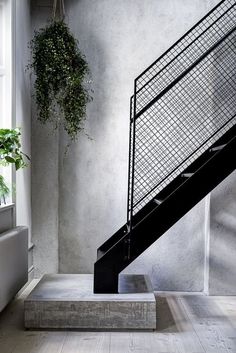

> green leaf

[
  {"left": 5, "top": 156, "right": 15, "bottom": 163},
  {"left": 0, "top": 175, "right": 10, "bottom": 198},
  {"left": 0, "top": 127, "right": 29, "bottom": 171},
  {"left": 15, "top": 159, "right": 21, "bottom": 170}
]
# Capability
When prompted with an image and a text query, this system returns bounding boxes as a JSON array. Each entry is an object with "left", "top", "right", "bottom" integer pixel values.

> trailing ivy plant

[
  {"left": 0, "top": 128, "right": 30, "bottom": 204},
  {"left": 28, "top": 20, "right": 92, "bottom": 141}
]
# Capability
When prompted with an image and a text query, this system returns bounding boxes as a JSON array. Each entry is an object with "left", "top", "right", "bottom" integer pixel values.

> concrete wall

[
  {"left": 31, "top": 1, "right": 59, "bottom": 277},
  {"left": 209, "top": 171, "right": 236, "bottom": 295},
  {"left": 31, "top": 0, "right": 236, "bottom": 293}
]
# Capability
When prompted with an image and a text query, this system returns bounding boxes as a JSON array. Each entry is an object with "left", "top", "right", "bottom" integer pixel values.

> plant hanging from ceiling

[{"left": 28, "top": 0, "right": 92, "bottom": 141}]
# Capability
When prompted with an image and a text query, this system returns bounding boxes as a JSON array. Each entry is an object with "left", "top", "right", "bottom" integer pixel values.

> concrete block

[{"left": 24, "top": 274, "right": 156, "bottom": 330}]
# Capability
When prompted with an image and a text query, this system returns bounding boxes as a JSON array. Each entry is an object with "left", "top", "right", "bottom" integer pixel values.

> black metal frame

[
  {"left": 94, "top": 0, "right": 236, "bottom": 293},
  {"left": 128, "top": 0, "right": 236, "bottom": 219}
]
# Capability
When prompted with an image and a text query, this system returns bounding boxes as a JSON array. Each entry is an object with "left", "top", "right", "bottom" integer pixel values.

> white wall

[{"left": 0, "top": 0, "right": 13, "bottom": 202}]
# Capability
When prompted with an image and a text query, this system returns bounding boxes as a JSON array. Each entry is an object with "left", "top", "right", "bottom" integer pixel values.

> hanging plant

[{"left": 28, "top": 1, "right": 92, "bottom": 141}]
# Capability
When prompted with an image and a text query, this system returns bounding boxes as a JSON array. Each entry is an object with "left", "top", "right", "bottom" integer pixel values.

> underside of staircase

[{"left": 94, "top": 0, "right": 236, "bottom": 293}]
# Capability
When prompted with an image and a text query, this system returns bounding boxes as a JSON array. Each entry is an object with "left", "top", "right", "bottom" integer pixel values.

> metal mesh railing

[
  {"left": 135, "top": 0, "right": 236, "bottom": 115},
  {"left": 128, "top": 0, "right": 236, "bottom": 220}
]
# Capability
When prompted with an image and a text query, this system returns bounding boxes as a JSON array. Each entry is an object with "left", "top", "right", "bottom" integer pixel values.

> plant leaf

[{"left": 5, "top": 156, "right": 15, "bottom": 163}]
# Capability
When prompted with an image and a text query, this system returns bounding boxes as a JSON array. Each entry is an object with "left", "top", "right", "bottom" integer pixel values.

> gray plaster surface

[
  {"left": 57, "top": 0, "right": 216, "bottom": 292},
  {"left": 24, "top": 274, "right": 156, "bottom": 329},
  {"left": 209, "top": 171, "right": 236, "bottom": 295},
  {"left": 55, "top": 0, "right": 218, "bottom": 291},
  {"left": 31, "top": 4, "right": 59, "bottom": 277},
  {"left": 124, "top": 199, "right": 206, "bottom": 291},
  {"left": 30, "top": 0, "right": 236, "bottom": 295}
]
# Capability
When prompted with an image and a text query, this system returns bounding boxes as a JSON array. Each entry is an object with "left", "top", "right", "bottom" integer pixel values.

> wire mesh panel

[
  {"left": 128, "top": 0, "right": 236, "bottom": 219},
  {"left": 135, "top": 0, "right": 236, "bottom": 115}
]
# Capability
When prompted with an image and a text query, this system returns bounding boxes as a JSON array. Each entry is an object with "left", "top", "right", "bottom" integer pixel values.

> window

[{"left": 0, "top": 0, "right": 14, "bottom": 204}]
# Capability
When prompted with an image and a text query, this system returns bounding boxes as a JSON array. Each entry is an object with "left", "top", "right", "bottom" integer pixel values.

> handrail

[
  {"left": 135, "top": 2, "right": 236, "bottom": 97},
  {"left": 136, "top": 0, "right": 232, "bottom": 84},
  {"left": 134, "top": 25, "right": 236, "bottom": 121}
]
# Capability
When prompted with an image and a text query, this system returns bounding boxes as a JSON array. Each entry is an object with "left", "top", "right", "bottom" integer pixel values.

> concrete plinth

[{"left": 24, "top": 274, "right": 156, "bottom": 330}]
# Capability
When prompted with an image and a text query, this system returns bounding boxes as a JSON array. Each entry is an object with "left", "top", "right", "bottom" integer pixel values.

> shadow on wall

[
  {"left": 124, "top": 199, "right": 206, "bottom": 292},
  {"left": 209, "top": 170, "right": 236, "bottom": 295},
  {"left": 208, "top": 29, "right": 236, "bottom": 295}
]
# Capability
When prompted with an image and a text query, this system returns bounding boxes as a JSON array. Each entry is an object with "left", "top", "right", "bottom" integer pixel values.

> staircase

[{"left": 94, "top": 0, "right": 236, "bottom": 293}]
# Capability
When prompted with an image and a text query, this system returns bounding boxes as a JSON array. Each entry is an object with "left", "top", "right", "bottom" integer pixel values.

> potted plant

[
  {"left": 29, "top": 11, "right": 92, "bottom": 141},
  {"left": 0, "top": 128, "right": 29, "bottom": 205},
  {"left": 0, "top": 175, "right": 9, "bottom": 205}
]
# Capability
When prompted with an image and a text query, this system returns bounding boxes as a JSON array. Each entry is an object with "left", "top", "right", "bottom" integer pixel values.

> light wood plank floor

[{"left": 0, "top": 280, "right": 236, "bottom": 353}]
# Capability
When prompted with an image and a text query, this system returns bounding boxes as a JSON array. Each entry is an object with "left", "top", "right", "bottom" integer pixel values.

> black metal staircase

[{"left": 94, "top": 0, "right": 236, "bottom": 293}]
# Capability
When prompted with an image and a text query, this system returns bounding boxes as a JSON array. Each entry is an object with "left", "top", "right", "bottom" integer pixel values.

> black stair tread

[
  {"left": 181, "top": 173, "right": 194, "bottom": 177},
  {"left": 96, "top": 125, "right": 236, "bottom": 262},
  {"left": 97, "top": 224, "right": 129, "bottom": 258},
  {"left": 154, "top": 199, "right": 162, "bottom": 205},
  {"left": 210, "top": 144, "right": 226, "bottom": 152},
  {"left": 94, "top": 124, "right": 236, "bottom": 292},
  {"left": 95, "top": 132, "right": 236, "bottom": 294},
  {"left": 133, "top": 124, "right": 236, "bottom": 227}
]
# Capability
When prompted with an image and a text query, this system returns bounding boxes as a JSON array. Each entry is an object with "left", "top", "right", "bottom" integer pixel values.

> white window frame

[
  {"left": 0, "top": 0, "right": 16, "bottom": 206},
  {"left": 0, "top": 0, "right": 14, "bottom": 128}
]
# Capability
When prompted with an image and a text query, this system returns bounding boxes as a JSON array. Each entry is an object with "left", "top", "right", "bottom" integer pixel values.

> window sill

[{"left": 0, "top": 203, "right": 15, "bottom": 213}]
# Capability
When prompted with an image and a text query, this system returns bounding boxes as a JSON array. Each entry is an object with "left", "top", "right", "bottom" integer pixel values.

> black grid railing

[{"left": 128, "top": 0, "right": 236, "bottom": 222}]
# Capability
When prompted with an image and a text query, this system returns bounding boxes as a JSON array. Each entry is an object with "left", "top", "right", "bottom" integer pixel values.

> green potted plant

[
  {"left": 0, "top": 176, "right": 10, "bottom": 205},
  {"left": 29, "top": 10, "right": 92, "bottom": 141},
  {"left": 0, "top": 128, "right": 29, "bottom": 205}
]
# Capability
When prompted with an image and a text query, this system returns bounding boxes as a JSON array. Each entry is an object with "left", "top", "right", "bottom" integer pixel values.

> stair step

[
  {"left": 181, "top": 173, "right": 194, "bottom": 178},
  {"left": 154, "top": 199, "right": 162, "bottom": 205},
  {"left": 210, "top": 144, "right": 226, "bottom": 152}
]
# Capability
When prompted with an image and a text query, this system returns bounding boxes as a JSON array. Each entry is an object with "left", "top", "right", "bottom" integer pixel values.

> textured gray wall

[
  {"left": 31, "top": 0, "right": 236, "bottom": 293},
  {"left": 209, "top": 171, "right": 236, "bottom": 295},
  {"left": 31, "top": 2, "right": 59, "bottom": 276},
  {"left": 125, "top": 200, "right": 206, "bottom": 291}
]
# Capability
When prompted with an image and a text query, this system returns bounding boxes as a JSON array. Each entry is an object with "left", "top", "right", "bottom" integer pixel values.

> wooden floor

[{"left": 0, "top": 281, "right": 236, "bottom": 353}]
